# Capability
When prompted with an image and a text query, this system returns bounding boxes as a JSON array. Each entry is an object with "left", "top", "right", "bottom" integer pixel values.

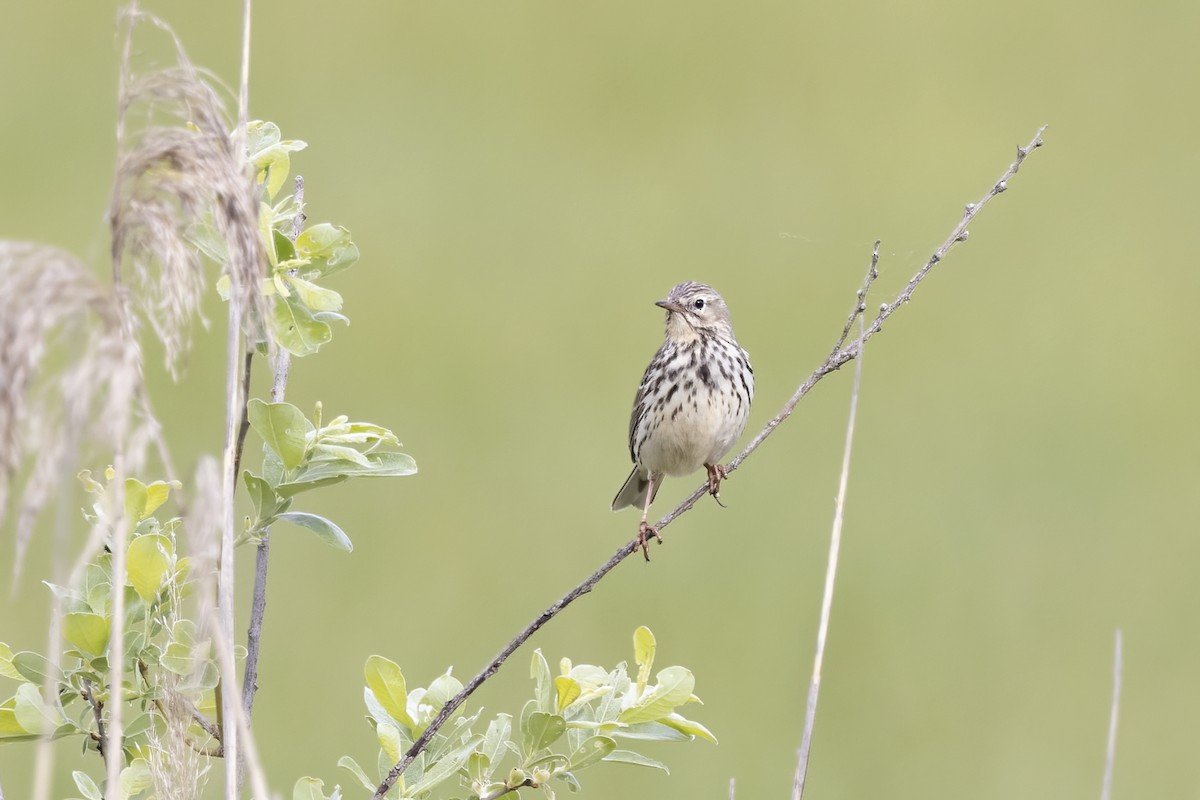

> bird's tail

[{"left": 611, "top": 467, "right": 660, "bottom": 511}]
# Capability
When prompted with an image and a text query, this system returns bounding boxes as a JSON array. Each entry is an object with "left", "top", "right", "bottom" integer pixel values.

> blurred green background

[{"left": 3, "top": 0, "right": 1199, "bottom": 797}]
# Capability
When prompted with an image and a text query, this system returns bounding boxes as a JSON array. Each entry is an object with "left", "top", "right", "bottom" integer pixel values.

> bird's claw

[
  {"left": 705, "top": 463, "right": 729, "bottom": 505},
  {"left": 636, "top": 520, "right": 662, "bottom": 561}
]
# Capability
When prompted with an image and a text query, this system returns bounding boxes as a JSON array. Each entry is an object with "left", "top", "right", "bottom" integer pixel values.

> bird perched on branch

[{"left": 612, "top": 282, "right": 754, "bottom": 559}]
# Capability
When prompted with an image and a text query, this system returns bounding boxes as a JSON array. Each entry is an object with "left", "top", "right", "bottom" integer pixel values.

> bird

[{"left": 612, "top": 281, "right": 754, "bottom": 559}]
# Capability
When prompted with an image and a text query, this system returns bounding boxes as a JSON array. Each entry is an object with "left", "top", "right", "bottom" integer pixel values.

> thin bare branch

[
  {"left": 231, "top": 350, "right": 255, "bottom": 481},
  {"left": 82, "top": 681, "right": 108, "bottom": 760},
  {"left": 371, "top": 126, "right": 1049, "bottom": 799},
  {"left": 240, "top": 174, "right": 302, "bottom": 742},
  {"left": 1101, "top": 629, "right": 1123, "bottom": 800}
]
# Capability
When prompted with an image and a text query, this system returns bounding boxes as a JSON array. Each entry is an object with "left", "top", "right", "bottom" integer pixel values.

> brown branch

[
  {"left": 240, "top": 174, "right": 302, "bottom": 725},
  {"left": 371, "top": 125, "right": 1049, "bottom": 799},
  {"left": 82, "top": 680, "right": 107, "bottom": 760},
  {"left": 231, "top": 348, "right": 254, "bottom": 481}
]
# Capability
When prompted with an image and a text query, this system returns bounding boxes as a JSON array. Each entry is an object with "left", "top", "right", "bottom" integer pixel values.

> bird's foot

[
  {"left": 705, "top": 463, "right": 729, "bottom": 506},
  {"left": 636, "top": 520, "right": 662, "bottom": 561}
]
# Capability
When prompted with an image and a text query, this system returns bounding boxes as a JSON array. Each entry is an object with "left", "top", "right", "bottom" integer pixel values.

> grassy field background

[{"left": 2, "top": 1, "right": 1199, "bottom": 797}]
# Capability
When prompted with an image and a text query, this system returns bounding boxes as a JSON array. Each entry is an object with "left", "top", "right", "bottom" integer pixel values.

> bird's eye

[{"left": 693, "top": 298, "right": 706, "bottom": 310}]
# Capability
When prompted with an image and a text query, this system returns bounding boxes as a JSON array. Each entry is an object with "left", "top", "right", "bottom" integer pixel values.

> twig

[
  {"left": 82, "top": 680, "right": 108, "bottom": 759},
  {"left": 793, "top": 311, "right": 866, "bottom": 800},
  {"left": 209, "top": 603, "right": 272, "bottom": 800},
  {"left": 231, "top": 349, "right": 254, "bottom": 481},
  {"left": 370, "top": 125, "right": 1049, "bottom": 799},
  {"left": 240, "top": 175, "right": 302, "bottom": 723},
  {"left": 1100, "top": 629, "right": 1123, "bottom": 800}
]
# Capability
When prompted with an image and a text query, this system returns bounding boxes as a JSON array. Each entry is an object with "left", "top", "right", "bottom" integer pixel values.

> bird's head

[{"left": 656, "top": 282, "right": 734, "bottom": 340}]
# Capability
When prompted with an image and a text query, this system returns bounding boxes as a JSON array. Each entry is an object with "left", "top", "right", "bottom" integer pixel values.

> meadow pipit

[{"left": 612, "top": 282, "right": 754, "bottom": 559}]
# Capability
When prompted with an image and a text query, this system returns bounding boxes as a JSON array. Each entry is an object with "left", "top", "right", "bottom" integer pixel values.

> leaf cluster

[
  {"left": 199, "top": 120, "right": 360, "bottom": 357},
  {"left": 243, "top": 399, "right": 417, "bottom": 551},
  {"left": 0, "top": 473, "right": 215, "bottom": 799},
  {"left": 311, "top": 626, "right": 714, "bottom": 800}
]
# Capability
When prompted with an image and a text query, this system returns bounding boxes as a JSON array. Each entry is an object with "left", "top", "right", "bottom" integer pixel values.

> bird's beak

[{"left": 655, "top": 299, "right": 686, "bottom": 314}]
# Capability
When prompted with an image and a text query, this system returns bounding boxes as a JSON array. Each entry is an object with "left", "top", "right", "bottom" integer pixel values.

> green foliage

[
  {"left": 243, "top": 399, "right": 417, "bottom": 551},
  {"left": 0, "top": 117, "right": 420, "bottom": 798},
  {"left": 318, "top": 626, "right": 713, "bottom": 800},
  {"left": 206, "top": 120, "right": 358, "bottom": 357},
  {"left": 0, "top": 471, "right": 210, "bottom": 776}
]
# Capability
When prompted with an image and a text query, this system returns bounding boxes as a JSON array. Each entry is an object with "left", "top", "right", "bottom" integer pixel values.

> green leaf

[
  {"left": 246, "top": 120, "right": 307, "bottom": 200},
  {"left": 124, "top": 478, "right": 148, "bottom": 525},
  {"left": 522, "top": 712, "right": 566, "bottom": 756},
  {"left": 273, "top": 229, "right": 297, "bottom": 266},
  {"left": 531, "top": 649, "right": 552, "bottom": 713},
  {"left": 270, "top": 293, "right": 333, "bottom": 357},
  {"left": 555, "top": 676, "right": 581, "bottom": 713},
  {"left": 11, "top": 651, "right": 62, "bottom": 686},
  {"left": 618, "top": 666, "right": 695, "bottom": 725},
  {"left": 127, "top": 533, "right": 173, "bottom": 602},
  {"left": 566, "top": 736, "right": 616, "bottom": 771},
  {"left": 424, "top": 669, "right": 463, "bottom": 713},
  {"left": 292, "top": 776, "right": 330, "bottom": 800},
  {"left": 294, "top": 223, "right": 359, "bottom": 278},
  {"left": 404, "top": 734, "right": 483, "bottom": 796},
  {"left": 63, "top": 613, "right": 111, "bottom": 656},
  {"left": 524, "top": 752, "right": 569, "bottom": 771},
  {"left": 119, "top": 758, "right": 152, "bottom": 800},
  {"left": 337, "top": 755, "right": 376, "bottom": 792},
  {"left": 14, "top": 682, "right": 60, "bottom": 735},
  {"left": 469, "top": 751, "right": 491, "bottom": 784},
  {"left": 312, "top": 443, "right": 373, "bottom": 469},
  {"left": 244, "top": 471, "right": 291, "bottom": 525},
  {"left": 481, "top": 713, "right": 512, "bottom": 770},
  {"left": 605, "top": 721, "right": 690, "bottom": 742},
  {"left": 377, "top": 720, "right": 401, "bottom": 764},
  {"left": 124, "top": 713, "right": 152, "bottom": 741},
  {"left": 142, "top": 481, "right": 176, "bottom": 518},
  {"left": 262, "top": 443, "right": 285, "bottom": 486},
  {"left": 72, "top": 770, "right": 103, "bottom": 800},
  {"left": 633, "top": 627, "right": 655, "bottom": 696},
  {"left": 248, "top": 399, "right": 309, "bottom": 471},
  {"left": 275, "top": 451, "right": 417, "bottom": 496},
  {"left": 603, "top": 749, "right": 670, "bottom": 773},
  {"left": 276, "top": 512, "right": 353, "bottom": 552},
  {"left": 364, "top": 655, "right": 415, "bottom": 729},
  {"left": 0, "top": 705, "right": 30, "bottom": 737},
  {"left": 0, "top": 643, "right": 23, "bottom": 681},
  {"left": 285, "top": 275, "right": 344, "bottom": 312},
  {"left": 160, "top": 638, "right": 212, "bottom": 679},
  {"left": 661, "top": 711, "right": 718, "bottom": 744}
]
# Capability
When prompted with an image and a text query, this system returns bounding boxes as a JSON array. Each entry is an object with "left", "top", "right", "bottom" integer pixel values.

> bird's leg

[
  {"left": 704, "top": 463, "right": 729, "bottom": 506},
  {"left": 636, "top": 474, "right": 661, "bottom": 561}
]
